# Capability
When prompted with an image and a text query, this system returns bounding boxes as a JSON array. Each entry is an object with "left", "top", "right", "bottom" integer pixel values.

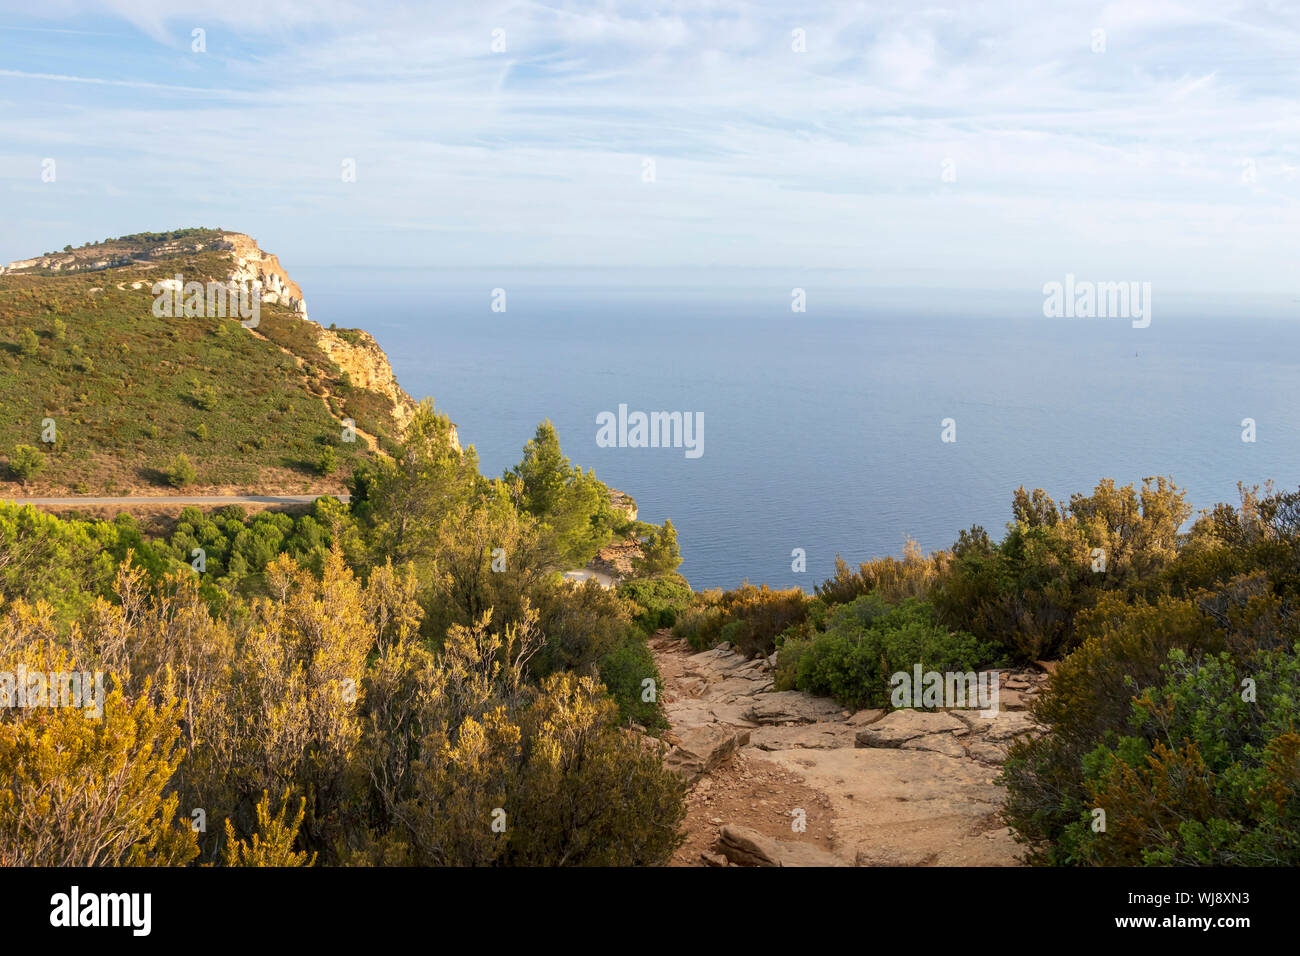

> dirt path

[{"left": 651, "top": 630, "right": 1046, "bottom": 867}]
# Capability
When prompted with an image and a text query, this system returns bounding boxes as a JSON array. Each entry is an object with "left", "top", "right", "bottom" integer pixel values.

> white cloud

[{"left": 0, "top": 0, "right": 1296, "bottom": 293}]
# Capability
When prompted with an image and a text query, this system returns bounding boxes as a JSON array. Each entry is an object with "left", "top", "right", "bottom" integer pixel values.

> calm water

[{"left": 294, "top": 268, "right": 1300, "bottom": 591}]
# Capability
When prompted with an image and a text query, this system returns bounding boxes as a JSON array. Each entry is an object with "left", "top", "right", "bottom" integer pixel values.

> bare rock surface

[
  {"left": 664, "top": 724, "right": 751, "bottom": 785},
  {"left": 650, "top": 630, "right": 1047, "bottom": 867},
  {"left": 716, "top": 825, "right": 849, "bottom": 867}
]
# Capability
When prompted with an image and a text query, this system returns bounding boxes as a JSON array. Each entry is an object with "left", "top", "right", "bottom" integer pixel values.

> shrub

[
  {"left": 1070, "top": 646, "right": 1300, "bottom": 865},
  {"left": 618, "top": 574, "right": 693, "bottom": 633},
  {"left": 7, "top": 445, "right": 44, "bottom": 483},
  {"left": 16, "top": 329, "right": 39, "bottom": 356},
  {"left": 781, "top": 595, "right": 991, "bottom": 709},
  {"left": 672, "top": 602, "right": 727, "bottom": 650},
  {"left": 317, "top": 445, "right": 338, "bottom": 476},
  {"left": 374, "top": 671, "right": 685, "bottom": 866},
  {"left": 1000, "top": 594, "right": 1223, "bottom": 863},
  {"left": 165, "top": 453, "right": 198, "bottom": 488},
  {"left": 191, "top": 383, "right": 218, "bottom": 410},
  {"left": 715, "top": 583, "right": 810, "bottom": 657},
  {"left": 817, "top": 537, "right": 949, "bottom": 607},
  {"left": 597, "top": 631, "right": 668, "bottom": 729},
  {"left": 533, "top": 576, "right": 637, "bottom": 677}
]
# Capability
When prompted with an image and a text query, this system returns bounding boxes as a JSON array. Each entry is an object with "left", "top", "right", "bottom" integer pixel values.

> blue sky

[{"left": 1, "top": 0, "right": 1297, "bottom": 294}]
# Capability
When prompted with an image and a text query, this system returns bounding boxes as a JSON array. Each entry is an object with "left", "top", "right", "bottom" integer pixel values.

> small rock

[
  {"left": 846, "top": 708, "right": 886, "bottom": 727},
  {"left": 665, "top": 724, "right": 751, "bottom": 784}
]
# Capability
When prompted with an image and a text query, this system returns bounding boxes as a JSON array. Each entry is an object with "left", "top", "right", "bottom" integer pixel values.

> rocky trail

[{"left": 650, "top": 631, "right": 1048, "bottom": 867}]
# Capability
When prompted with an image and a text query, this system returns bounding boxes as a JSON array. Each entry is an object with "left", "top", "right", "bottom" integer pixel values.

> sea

[{"left": 293, "top": 267, "right": 1300, "bottom": 592}]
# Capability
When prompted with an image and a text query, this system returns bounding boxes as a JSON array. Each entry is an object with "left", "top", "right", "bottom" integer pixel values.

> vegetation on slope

[
  {"left": 0, "top": 241, "right": 402, "bottom": 496},
  {"left": 672, "top": 477, "right": 1300, "bottom": 866},
  {"left": 0, "top": 402, "right": 686, "bottom": 866}
]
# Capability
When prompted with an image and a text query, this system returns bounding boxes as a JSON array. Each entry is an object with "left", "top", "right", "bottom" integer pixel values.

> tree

[
  {"left": 350, "top": 400, "right": 481, "bottom": 570},
  {"left": 633, "top": 519, "right": 682, "bottom": 576},
  {"left": 165, "top": 453, "right": 197, "bottom": 488},
  {"left": 7, "top": 445, "right": 43, "bottom": 484},
  {"left": 422, "top": 491, "right": 549, "bottom": 635},
  {"left": 16, "top": 329, "right": 38, "bottom": 356},
  {"left": 507, "top": 422, "right": 618, "bottom": 567},
  {"left": 317, "top": 445, "right": 337, "bottom": 476},
  {"left": 512, "top": 420, "right": 572, "bottom": 513}
]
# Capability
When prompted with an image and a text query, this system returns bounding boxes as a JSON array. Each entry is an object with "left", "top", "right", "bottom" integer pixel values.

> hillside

[{"left": 0, "top": 229, "right": 425, "bottom": 497}]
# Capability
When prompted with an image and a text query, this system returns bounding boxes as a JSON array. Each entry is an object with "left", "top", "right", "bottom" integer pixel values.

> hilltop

[{"left": 0, "top": 229, "right": 426, "bottom": 497}]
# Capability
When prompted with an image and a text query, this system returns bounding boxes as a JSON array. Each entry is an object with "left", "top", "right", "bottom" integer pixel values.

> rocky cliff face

[
  {"left": 315, "top": 325, "right": 449, "bottom": 444},
  {"left": 1, "top": 231, "right": 308, "bottom": 317},
  {"left": 217, "top": 232, "right": 308, "bottom": 317}
]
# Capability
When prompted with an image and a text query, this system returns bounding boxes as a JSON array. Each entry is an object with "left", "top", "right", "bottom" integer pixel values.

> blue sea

[{"left": 294, "top": 268, "right": 1300, "bottom": 592}]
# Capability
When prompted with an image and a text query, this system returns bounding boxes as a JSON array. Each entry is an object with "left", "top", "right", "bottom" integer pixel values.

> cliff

[
  {"left": 0, "top": 228, "right": 438, "bottom": 494},
  {"left": 1, "top": 229, "right": 309, "bottom": 317}
]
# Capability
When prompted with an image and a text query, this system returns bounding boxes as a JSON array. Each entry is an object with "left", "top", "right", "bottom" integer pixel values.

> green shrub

[
  {"left": 191, "top": 383, "right": 218, "bottom": 411},
  {"left": 781, "top": 595, "right": 991, "bottom": 709},
  {"left": 1069, "top": 646, "right": 1300, "bottom": 865},
  {"left": 533, "top": 577, "right": 637, "bottom": 677},
  {"left": 672, "top": 603, "right": 727, "bottom": 650},
  {"left": 618, "top": 574, "right": 693, "bottom": 633},
  {"left": 165, "top": 453, "right": 198, "bottom": 488},
  {"left": 317, "top": 445, "right": 338, "bottom": 476},
  {"left": 7, "top": 444, "right": 44, "bottom": 483},
  {"left": 1000, "top": 593, "right": 1224, "bottom": 864},
  {"left": 597, "top": 632, "right": 668, "bottom": 730}
]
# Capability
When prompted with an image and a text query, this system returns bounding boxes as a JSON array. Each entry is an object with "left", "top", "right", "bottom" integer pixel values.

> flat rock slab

[
  {"left": 760, "top": 747, "right": 1019, "bottom": 866},
  {"left": 982, "top": 711, "right": 1038, "bottom": 742},
  {"left": 854, "top": 710, "right": 967, "bottom": 748},
  {"left": 716, "top": 824, "right": 849, "bottom": 867},
  {"left": 748, "top": 723, "right": 858, "bottom": 752},
  {"left": 710, "top": 676, "right": 773, "bottom": 702},
  {"left": 664, "top": 698, "right": 760, "bottom": 730},
  {"left": 747, "top": 690, "right": 847, "bottom": 725}
]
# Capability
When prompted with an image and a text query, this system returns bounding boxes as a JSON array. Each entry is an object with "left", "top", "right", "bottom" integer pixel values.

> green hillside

[{"left": 0, "top": 236, "right": 405, "bottom": 496}]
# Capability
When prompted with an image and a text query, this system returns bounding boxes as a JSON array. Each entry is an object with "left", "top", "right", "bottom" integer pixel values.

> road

[{"left": 2, "top": 494, "right": 350, "bottom": 506}]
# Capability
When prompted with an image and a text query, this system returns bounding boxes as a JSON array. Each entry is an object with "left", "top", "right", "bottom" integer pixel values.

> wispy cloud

[{"left": 0, "top": 0, "right": 1296, "bottom": 293}]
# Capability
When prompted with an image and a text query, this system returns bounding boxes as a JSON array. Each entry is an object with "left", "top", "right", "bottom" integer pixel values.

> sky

[{"left": 0, "top": 0, "right": 1297, "bottom": 295}]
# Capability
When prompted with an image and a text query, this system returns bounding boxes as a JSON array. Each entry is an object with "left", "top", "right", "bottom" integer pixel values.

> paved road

[{"left": 3, "top": 494, "right": 349, "bottom": 506}]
